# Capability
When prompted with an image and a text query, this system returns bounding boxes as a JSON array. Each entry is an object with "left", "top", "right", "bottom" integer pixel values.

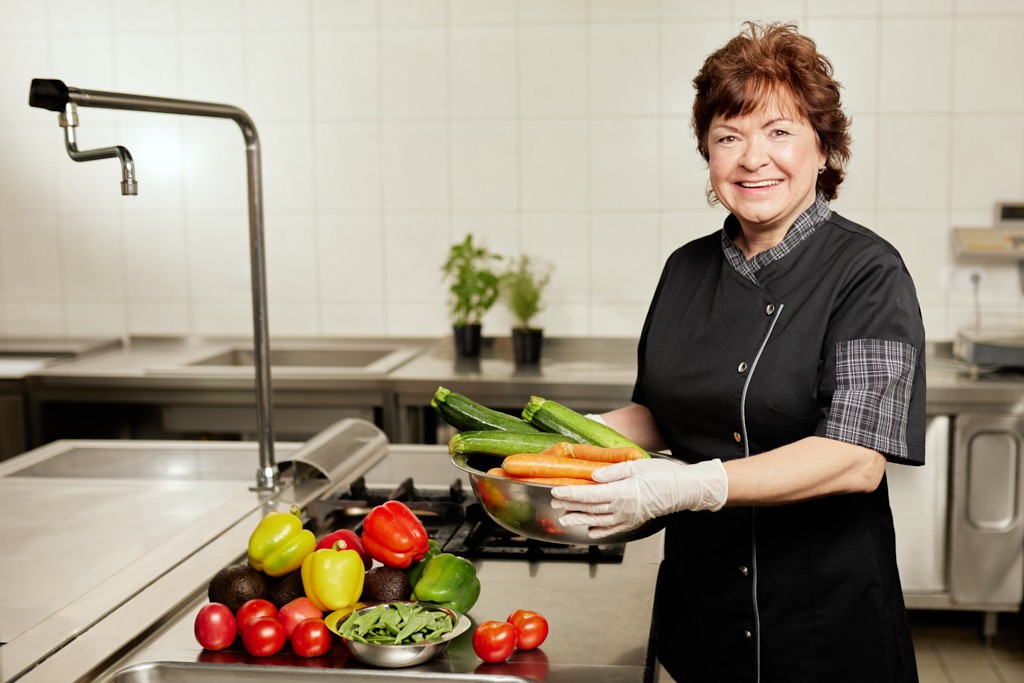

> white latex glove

[{"left": 550, "top": 458, "right": 728, "bottom": 539}]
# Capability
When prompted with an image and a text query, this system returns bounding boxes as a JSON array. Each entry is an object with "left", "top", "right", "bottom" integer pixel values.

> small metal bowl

[
  {"left": 337, "top": 602, "right": 469, "bottom": 669},
  {"left": 451, "top": 452, "right": 663, "bottom": 545}
]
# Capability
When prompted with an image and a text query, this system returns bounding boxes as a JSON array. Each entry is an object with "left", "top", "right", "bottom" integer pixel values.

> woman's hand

[{"left": 550, "top": 458, "right": 728, "bottom": 538}]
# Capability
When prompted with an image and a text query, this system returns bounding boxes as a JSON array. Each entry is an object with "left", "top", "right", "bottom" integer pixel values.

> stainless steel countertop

[
  {"left": 15, "top": 335, "right": 1024, "bottom": 415},
  {"left": 392, "top": 338, "right": 1024, "bottom": 416},
  {"left": 389, "top": 337, "right": 640, "bottom": 412},
  {"left": 96, "top": 540, "right": 661, "bottom": 683},
  {"left": 0, "top": 336, "right": 122, "bottom": 380},
  {"left": 26, "top": 336, "right": 429, "bottom": 389},
  {"left": 0, "top": 426, "right": 661, "bottom": 683}
]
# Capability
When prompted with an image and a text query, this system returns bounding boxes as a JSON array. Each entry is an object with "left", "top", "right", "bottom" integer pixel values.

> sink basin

[
  {"left": 157, "top": 341, "right": 423, "bottom": 377},
  {"left": 108, "top": 662, "right": 531, "bottom": 682},
  {"left": 189, "top": 347, "right": 398, "bottom": 370}
]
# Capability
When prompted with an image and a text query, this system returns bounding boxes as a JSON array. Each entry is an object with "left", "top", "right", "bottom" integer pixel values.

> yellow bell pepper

[
  {"left": 301, "top": 547, "right": 366, "bottom": 611},
  {"left": 247, "top": 505, "right": 316, "bottom": 577}
]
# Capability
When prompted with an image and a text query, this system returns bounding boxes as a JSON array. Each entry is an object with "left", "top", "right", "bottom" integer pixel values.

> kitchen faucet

[{"left": 29, "top": 78, "right": 279, "bottom": 490}]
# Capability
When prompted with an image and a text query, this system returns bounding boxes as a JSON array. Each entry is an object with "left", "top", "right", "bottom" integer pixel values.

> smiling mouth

[{"left": 738, "top": 180, "right": 782, "bottom": 188}]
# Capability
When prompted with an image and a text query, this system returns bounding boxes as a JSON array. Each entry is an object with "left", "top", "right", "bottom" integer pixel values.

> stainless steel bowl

[
  {"left": 451, "top": 453, "right": 663, "bottom": 545},
  {"left": 337, "top": 602, "right": 470, "bottom": 669}
]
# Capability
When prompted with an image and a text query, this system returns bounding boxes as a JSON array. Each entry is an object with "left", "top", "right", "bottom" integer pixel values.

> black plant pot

[
  {"left": 512, "top": 328, "right": 543, "bottom": 365},
  {"left": 453, "top": 323, "right": 483, "bottom": 358}
]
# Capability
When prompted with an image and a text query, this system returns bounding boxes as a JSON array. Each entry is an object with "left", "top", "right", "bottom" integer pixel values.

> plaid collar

[{"left": 721, "top": 191, "right": 832, "bottom": 284}]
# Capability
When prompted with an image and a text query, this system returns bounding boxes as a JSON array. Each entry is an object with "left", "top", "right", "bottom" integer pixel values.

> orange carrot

[
  {"left": 540, "top": 441, "right": 645, "bottom": 462},
  {"left": 486, "top": 466, "right": 594, "bottom": 487},
  {"left": 540, "top": 441, "right": 575, "bottom": 458},
  {"left": 567, "top": 443, "right": 646, "bottom": 463},
  {"left": 502, "top": 453, "right": 607, "bottom": 480}
]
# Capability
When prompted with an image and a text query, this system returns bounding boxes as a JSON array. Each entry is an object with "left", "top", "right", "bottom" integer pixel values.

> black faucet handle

[{"left": 29, "top": 79, "right": 70, "bottom": 112}]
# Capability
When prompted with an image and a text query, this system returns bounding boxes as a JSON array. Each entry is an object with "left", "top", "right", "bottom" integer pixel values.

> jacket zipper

[{"left": 739, "top": 302, "right": 783, "bottom": 683}]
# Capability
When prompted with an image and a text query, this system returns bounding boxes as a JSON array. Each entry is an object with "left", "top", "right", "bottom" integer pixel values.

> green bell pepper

[
  {"left": 411, "top": 552, "right": 481, "bottom": 615},
  {"left": 405, "top": 539, "right": 441, "bottom": 589}
]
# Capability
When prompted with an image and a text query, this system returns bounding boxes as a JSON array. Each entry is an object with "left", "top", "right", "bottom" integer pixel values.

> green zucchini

[
  {"left": 448, "top": 429, "right": 571, "bottom": 456},
  {"left": 431, "top": 386, "right": 539, "bottom": 433},
  {"left": 521, "top": 395, "right": 647, "bottom": 453}
]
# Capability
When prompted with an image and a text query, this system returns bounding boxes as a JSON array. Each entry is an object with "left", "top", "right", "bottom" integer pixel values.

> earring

[{"left": 818, "top": 165, "right": 826, "bottom": 175}]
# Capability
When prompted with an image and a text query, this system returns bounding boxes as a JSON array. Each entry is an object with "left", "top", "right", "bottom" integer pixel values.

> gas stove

[{"left": 308, "top": 466, "right": 627, "bottom": 563}]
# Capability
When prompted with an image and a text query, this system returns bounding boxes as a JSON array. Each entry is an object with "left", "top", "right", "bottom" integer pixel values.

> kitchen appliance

[
  {"left": 309, "top": 451, "right": 630, "bottom": 563},
  {"left": 951, "top": 200, "right": 1024, "bottom": 367},
  {"left": 955, "top": 328, "right": 1024, "bottom": 368},
  {"left": 953, "top": 200, "right": 1024, "bottom": 261}
]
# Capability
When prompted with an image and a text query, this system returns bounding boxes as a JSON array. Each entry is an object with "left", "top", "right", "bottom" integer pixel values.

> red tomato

[
  {"left": 472, "top": 620, "right": 517, "bottom": 663},
  {"left": 241, "top": 616, "right": 286, "bottom": 657},
  {"left": 235, "top": 598, "right": 277, "bottom": 632},
  {"left": 278, "top": 597, "right": 323, "bottom": 639},
  {"left": 507, "top": 609, "right": 549, "bottom": 650},
  {"left": 316, "top": 529, "right": 372, "bottom": 570},
  {"left": 194, "top": 602, "right": 237, "bottom": 651},
  {"left": 291, "top": 618, "right": 332, "bottom": 657}
]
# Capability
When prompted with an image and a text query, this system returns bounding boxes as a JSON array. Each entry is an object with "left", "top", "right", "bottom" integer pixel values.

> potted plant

[
  {"left": 441, "top": 233, "right": 502, "bottom": 358},
  {"left": 500, "top": 254, "right": 553, "bottom": 365}
]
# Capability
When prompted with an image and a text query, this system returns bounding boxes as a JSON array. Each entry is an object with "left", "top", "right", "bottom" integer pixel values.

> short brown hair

[{"left": 692, "top": 22, "right": 851, "bottom": 201}]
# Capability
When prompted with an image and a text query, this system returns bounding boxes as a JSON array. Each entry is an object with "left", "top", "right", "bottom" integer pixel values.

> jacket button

[
  {"left": 744, "top": 629, "right": 753, "bottom": 640},
  {"left": 765, "top": 304, "right": 775, "bottom": 315},
  {"left": 739, "top": 565, "right": 749, "bottom": 576},
  {"left": 737, "top": 362, "right": 748, "bottom": 373},
  {"left": 733, "top": 432, "right": 742, "bottom": 443}
]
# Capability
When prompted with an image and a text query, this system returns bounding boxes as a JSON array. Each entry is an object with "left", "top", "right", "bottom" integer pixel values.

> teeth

[{"left": 740, "top": 180, "right": 781, "bottom": 188}]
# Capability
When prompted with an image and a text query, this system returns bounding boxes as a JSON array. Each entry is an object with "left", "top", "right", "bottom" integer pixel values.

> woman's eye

[
  {"left": 770, "top": 129, "right": 791, "bottom": 138},
  {"left": 716, "top": 135, "right": 736, "bottom": 144}
]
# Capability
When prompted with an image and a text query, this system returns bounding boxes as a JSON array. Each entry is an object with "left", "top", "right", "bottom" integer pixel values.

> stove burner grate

[{"left": 309, "top": 476, "right": 626, "bottom": 563}]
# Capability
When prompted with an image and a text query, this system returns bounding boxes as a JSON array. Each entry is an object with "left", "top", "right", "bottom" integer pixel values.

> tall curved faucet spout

[{"left": 29, "top": 78, "right": 277, "bottom": 490}]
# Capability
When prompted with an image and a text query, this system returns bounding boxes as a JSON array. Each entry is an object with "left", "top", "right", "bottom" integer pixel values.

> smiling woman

[{"left": 550, "top": 21, "right": 926, "bottom": 683}]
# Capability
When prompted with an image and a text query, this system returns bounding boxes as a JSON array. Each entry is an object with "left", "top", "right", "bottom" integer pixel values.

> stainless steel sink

[
  {"left": 188, "top": 346, "right": 401, "bottom": 371},
  {"left": 108, "top": 662, "right": 531, "bottom": 682},
  {"left": 150, "top": 341, "right": 423, "bottom": 378}
]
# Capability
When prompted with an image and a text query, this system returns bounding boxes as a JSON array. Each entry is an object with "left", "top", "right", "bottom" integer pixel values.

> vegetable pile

[
  {"left": 194, "top": 499, "right": 482, "bottom": 660},
  {"left": 434, "top": 386, "right": 649, "bottom": 485}
]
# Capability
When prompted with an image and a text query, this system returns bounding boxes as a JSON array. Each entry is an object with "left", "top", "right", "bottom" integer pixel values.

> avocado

[
  {"left": 208, "top": 563, "right": 269, "bottom": 613},
  {"left": 361, "top": 566, "right": 412, "bottom": 603},
  {"left": 266, "top": 568, "right": 306, "bottom": 608}
]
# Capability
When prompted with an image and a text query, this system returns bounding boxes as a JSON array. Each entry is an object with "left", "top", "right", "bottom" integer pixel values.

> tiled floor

[
  {"left": 653, "top": 609, "right": 1024, "bottom": 682},
  {"left": 912, "top": 610, "right": 1024, "bottom": 682}
]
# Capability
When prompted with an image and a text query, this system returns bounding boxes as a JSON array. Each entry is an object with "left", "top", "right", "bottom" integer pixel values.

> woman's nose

[{"left": 738, "top": 140, "right": 768, "bottom": 170}]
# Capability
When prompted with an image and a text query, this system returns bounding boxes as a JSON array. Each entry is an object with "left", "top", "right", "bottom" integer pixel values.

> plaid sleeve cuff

[{"left": 824, "top": 339, "right": 918, "bottom": 460}]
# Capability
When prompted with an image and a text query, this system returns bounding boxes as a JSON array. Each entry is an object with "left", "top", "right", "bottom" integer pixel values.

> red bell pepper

[
  {"left": 360, "top": 500, "right": 430, "bottom": 568},
  {"left": 316, "top": 529, "right": 372, "bottom": 570}
]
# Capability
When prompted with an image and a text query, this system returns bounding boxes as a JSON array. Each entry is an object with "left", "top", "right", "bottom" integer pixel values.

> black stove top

[{"left": 309, "top": 475, "right": 626, "bottom": 563}]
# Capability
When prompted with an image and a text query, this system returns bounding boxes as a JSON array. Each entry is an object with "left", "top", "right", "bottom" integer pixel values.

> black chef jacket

[{"left": 634, "top": 209, "right": 925, "bottom": 683}]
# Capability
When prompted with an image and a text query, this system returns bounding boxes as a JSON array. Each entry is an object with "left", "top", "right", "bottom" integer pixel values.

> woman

[{"left": 552, "top": 22, "right": 925, "bottom": 682}]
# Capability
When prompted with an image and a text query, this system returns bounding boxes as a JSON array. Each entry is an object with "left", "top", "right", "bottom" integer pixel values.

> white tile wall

[{"left": 2, "top": 0, "right": 1023, "bottom": 340}]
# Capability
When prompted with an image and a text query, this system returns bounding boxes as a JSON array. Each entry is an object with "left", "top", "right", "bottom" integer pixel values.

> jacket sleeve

[{"left": 814, "top": 248, "right": 926, "bottom": 465}]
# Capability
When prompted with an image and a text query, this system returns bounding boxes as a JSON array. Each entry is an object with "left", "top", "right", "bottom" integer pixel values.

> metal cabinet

[
  {"left": 892, "top": 413, "right": 1024, "bottom": 638},
  {"left": 949, "top": 414, "right": 1024, "bottom": 609},
  {"left": 889, "top": 416, "right": 950, "bottom": 595}
]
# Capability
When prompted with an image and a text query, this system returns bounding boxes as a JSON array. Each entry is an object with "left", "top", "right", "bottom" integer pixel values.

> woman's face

[{"left": 707, "top": 93, "right": 826, "bottom": 238}]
